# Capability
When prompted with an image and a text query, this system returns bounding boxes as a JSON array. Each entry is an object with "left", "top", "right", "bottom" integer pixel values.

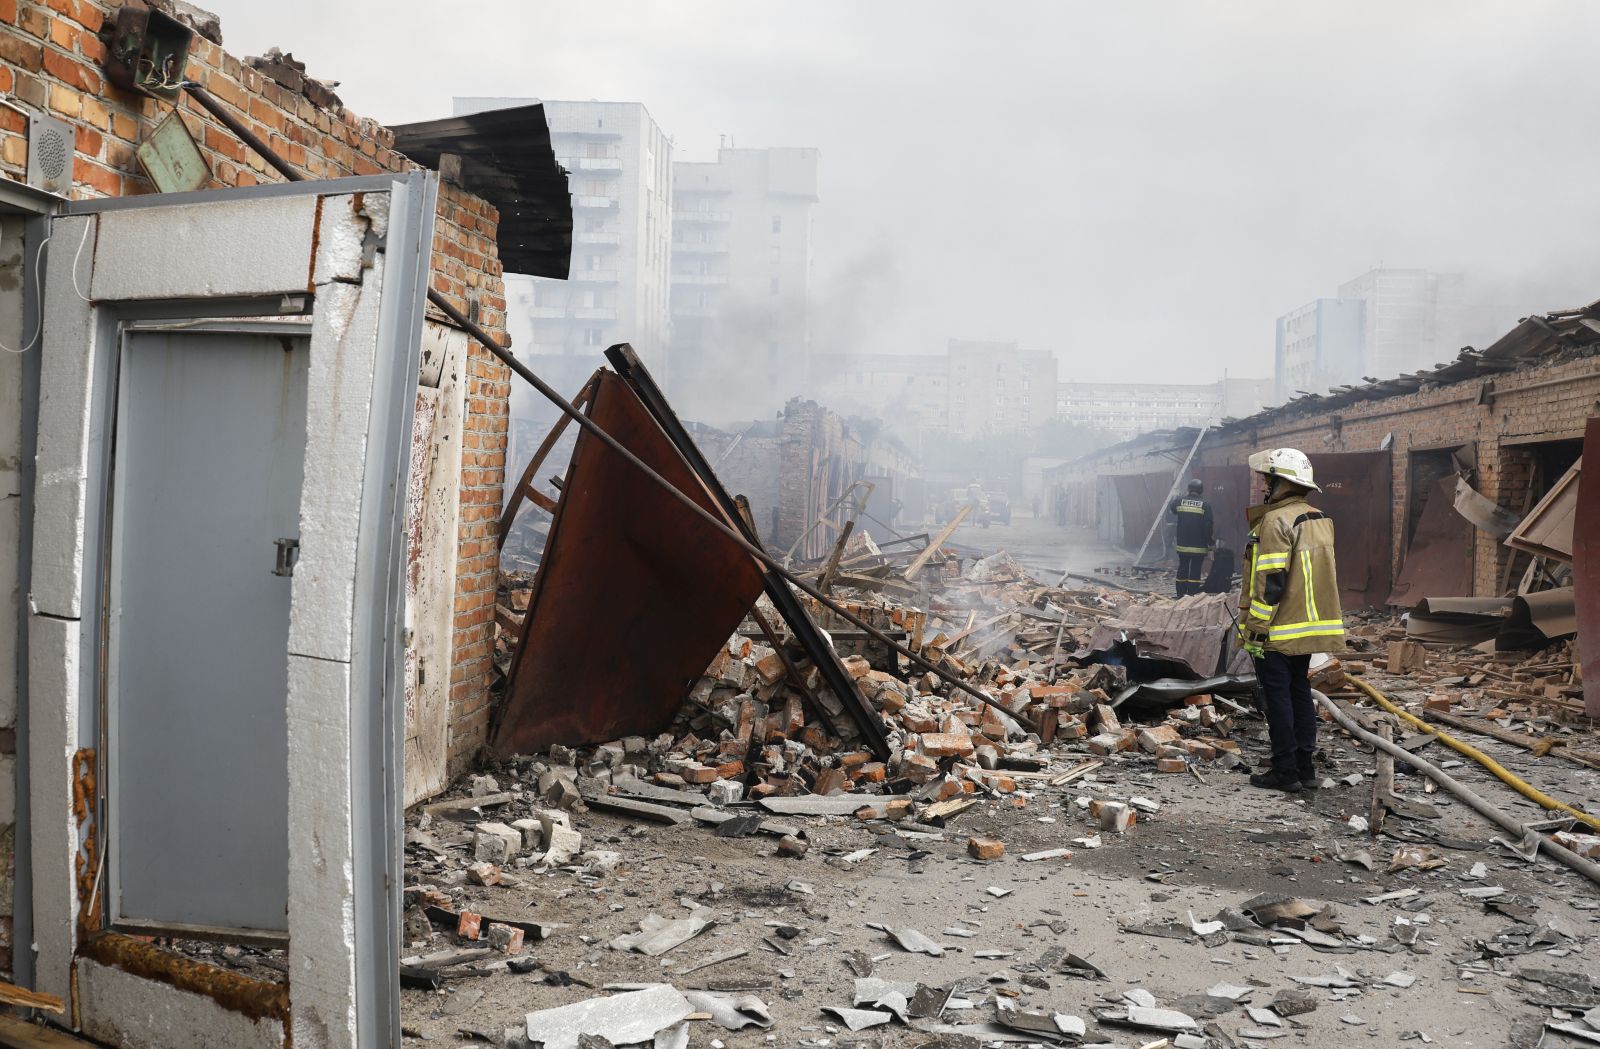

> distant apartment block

[
  {"left": 1055, "top": 377, "right": 1274, "bottom": 440},
  {"left": 946, "top": 340, "right": 1057, "bottom": 436},
  {"left": 670, "top": 147, "right": 820, "bottom": 420},
  {"left": 455, "top": 97, "right": 674, "bottom": 381},
  {"left": 1275, "top": 298, "right": 1365, "bottom": 402},
  {"left": 1275, "top": 268, "right": 1465, "bottom": 400}
]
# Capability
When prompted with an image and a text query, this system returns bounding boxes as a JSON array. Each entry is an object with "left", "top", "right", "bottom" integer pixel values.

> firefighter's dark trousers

[
  {"left": 1254, "top": 650, "right": 1316, "bottom": 780},
  {"left": 1175, "top": 551, "right": 1206, "bottom": 597}
]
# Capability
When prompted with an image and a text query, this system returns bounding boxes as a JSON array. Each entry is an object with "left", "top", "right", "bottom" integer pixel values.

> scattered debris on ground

[{"left": 405, "top": 536, "right": 1600, "bottom": 1047}]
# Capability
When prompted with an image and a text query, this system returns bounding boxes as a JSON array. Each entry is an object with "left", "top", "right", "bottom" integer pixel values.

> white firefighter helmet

[{"left": 1247, "top": 447, "right": 1320, "bottom": 492}]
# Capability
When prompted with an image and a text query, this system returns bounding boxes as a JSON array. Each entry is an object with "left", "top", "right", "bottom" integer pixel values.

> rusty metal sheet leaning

[
  {"left": 1194, "top": 463, "right": 1252, "bottom": 561},
  {"left": 1113, "top": 471, "right": 1178, "bottom": 551},
  {"left": 605, "top": 344, "right": 891, "bottom": 761},
  {"left": 1388, "top": 474, "right": 1475, "bottom": 607},
  {"left": 1308, "top": 450, "right": 1394, "bottom": 611},
  {"left": 489, "top": 370, "right": 767, "bottom": 757},
  {"left": 1507, "top": 457, "right": 1581, "bottom": 563},
  {"left": 1573, "top": 419, "right": 1600, "bottom": 717}
]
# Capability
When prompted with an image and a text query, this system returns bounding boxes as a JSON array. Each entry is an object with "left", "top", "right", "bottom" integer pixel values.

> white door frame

[{"left": 28, "top": 172, "right": 436, "bottom": 1049}]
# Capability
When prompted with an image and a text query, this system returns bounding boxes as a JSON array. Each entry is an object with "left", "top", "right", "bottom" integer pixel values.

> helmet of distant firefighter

[{"left": 1246, "top": 447, "right": 1320, "bottom": 492}]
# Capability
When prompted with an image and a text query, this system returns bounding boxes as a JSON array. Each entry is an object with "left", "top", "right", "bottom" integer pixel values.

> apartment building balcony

[
  {"left": 672, "top": 242, "right": 728, "bottom": 257},
  {"left": 573, "top": 269, "right": 620, "bottom": 284},
  {"left": 672, "top": 209, "right": 731, "bottom": 224},
  {"left": 574, "top": 306, "right": 618, "bottom": 321},
  {"left": 574, "top": 194, "right": 620, "bottom": 210},
  {"left": 527, "top": 306, "right": 568, "bottom": 319},
  {"left": 671, "top": 273, "right": 728, "bottom": 286},
  {"left": 560, "top": 157, "right": 623, "bottom": 174},
  {"left": 523, "top": 343, "right": 573, "bottom": 356},
  {"left": 574, "top": 231, "right": 622, "bottom": 247},
  {"left": 672, "top": 304, "right": 719, "bottom": 319}
]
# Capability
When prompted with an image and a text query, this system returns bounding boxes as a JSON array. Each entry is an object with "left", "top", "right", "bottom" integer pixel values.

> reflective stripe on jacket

[
  {"left": 1168, "top": 496, "right": 1213, "bottom": 555},
  {"left": 1239, "top": 492, "right": 1344, "bottom": 655}
]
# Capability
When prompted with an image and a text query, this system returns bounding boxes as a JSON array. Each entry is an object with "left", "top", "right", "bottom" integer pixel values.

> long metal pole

[
  {"left": 1315, "top": 690, "right": 1600, "bottom": 887},
  {"left": 193, "top": 85, "right": 1035, "bottom": 731},
  {"left": 1132, "top": 423, "right": 1208, "bottom": 567}
]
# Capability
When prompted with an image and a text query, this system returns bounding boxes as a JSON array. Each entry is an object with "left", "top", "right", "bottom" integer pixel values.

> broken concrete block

[
  {"left": 1086, "top": 732, "right": 1124, "bottom": 756},
  {"left": 473, "top": 822, "right": 522, "bottom": 864},
  {"left": 1098, "top": 802, "right": 1136, "bottom": 834},
  {"left": 511, "top": 818, "right": 544, "bottom": 852},
  {"left": 486, "top": 922, "right": 525, "bottom": 954},
  {"left": 532, "top": 807, "right": 573, "bottom": 842},
  {"left": 470, "top": 774, "right": 500, "bottom": 797},
  {"left": 1156, "top": 758, "right": 1188, "bottom": 773},
  {"left": 968, "top": 837, "right": 1005, "bottom": 860},
  {"left": 777, "top": 834, "right": 809, "bottom": 858},
  {"left": 466, "top": 862, "right": 501, "bottom": 886},
  {"left": 540, "top": 826, "right": 583, "bottom": 868},
  {"left": 707, "top": 780, "right": 744, "bottom": 805}
]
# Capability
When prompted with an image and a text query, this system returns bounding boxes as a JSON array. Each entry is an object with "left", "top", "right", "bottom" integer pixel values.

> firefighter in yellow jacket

[{"left": 1238, "top": 448, "right": 1344, "bottom": 792}]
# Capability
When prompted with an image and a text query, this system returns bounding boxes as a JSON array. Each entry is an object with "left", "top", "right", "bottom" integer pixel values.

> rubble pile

[{"left": 404, "top": 538, "right": 1600, "bottom": 1047}]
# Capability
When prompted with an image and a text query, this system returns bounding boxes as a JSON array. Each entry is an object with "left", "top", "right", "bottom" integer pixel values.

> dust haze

[{"left": 214, "top": 0, "right": 1600, "bottom": 478}]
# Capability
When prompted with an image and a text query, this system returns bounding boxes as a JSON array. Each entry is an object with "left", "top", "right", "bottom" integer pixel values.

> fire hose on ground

[
  {"left": 1313, "top": 683, "right": 1600, "bottom": 888},
  {"left": 1347, "top": 675, "right": 1600, "bottom": 834}
]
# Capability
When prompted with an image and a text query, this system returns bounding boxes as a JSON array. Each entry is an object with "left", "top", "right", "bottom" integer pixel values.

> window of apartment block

[
  {"left": 585, "top": 328, "right": 603, "bottom": 345},
  {"left": 582, "top": 290, "right": 596, "bottom": 307},
  {"left": 770, "top": 277, "right": 781, "bottom": 295},
  {"left": 587, "top": 255, "right": 603, "bottom": 270},
  {"left": 771, "top": 216, "right": 782, "bottom": 233}
]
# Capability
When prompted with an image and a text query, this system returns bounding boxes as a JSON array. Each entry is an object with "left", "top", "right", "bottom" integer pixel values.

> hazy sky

[{"left": 212, "top": 2, "right": 1600, "bottom": 384}]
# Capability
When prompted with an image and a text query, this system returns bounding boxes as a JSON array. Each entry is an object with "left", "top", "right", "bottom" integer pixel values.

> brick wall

[
  {"left": 1198, "top": 355, "right": 1600, "bottom": 595},
  {"left": 0, "top": 0, "right": 512, "bottom": 957},
  {"left": 1054, "top": 352, "right": 1600, "bottom": 600}
]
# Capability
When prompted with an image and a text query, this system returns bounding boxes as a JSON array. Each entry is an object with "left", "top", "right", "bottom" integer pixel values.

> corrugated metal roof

[{"left": 392, "top": 104, "right": 573, "bottom": 279}]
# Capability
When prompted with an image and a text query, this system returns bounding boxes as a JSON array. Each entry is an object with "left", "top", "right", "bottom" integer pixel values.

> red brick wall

[
  {"left": 0, "top": 6, "right": 509, "bottom": 778},
  {"left": 1199, "top": 355, "right": 1600, "bottom": 596}
]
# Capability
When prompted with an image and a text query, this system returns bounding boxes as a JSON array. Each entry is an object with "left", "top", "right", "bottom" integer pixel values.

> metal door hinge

[{"left": 272, "top": 537, "right": 300, "bottom": 577}]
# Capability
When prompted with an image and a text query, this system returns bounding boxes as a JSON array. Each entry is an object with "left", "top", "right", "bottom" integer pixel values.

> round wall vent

[
  {"left": 35, "top": 126, "right": 69, "bottom": 181},
  {"left": 27, "top": 113, "right": 76, "bottom": 195}
]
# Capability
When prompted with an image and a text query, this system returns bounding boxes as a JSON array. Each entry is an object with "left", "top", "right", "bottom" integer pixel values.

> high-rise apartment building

[
  {"left": 669, "top": 147, "right": 820, "bottom": 421},
  {"left": 1337, "top": 268, "right": 1465, "bottom": 379},
  {"left": 946, "top": 340, "right": 1056, "bottom": 436},
  {"left": 455, "top": 97, "right": 674, "bottom": 380},
  {"left": 1274, "top": 298, "right": 1365, "bottom": 402},
  {"left": 1275, "top": 269, "right": 1464, "bottom": 400}
]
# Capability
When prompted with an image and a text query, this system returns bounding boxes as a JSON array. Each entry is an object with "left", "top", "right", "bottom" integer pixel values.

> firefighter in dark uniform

[{"left": 1169, "top": 478, "right": 1213, "bottom": 597}]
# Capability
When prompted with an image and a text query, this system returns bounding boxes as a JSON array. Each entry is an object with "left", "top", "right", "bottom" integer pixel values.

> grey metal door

[{"left": 107, "top": 327, "right": 308, "bottom": 937}]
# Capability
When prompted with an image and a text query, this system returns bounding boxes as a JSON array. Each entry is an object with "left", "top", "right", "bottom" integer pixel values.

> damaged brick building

[
  {"left": 702, "top": 397, "right": 920, "bottom": 560},
  {"left": 0, "top": 1, "right": 572, "bottom": 1045},
  {"left": 1048, "top": 299, "right": 1600, "bottom": 711}
]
